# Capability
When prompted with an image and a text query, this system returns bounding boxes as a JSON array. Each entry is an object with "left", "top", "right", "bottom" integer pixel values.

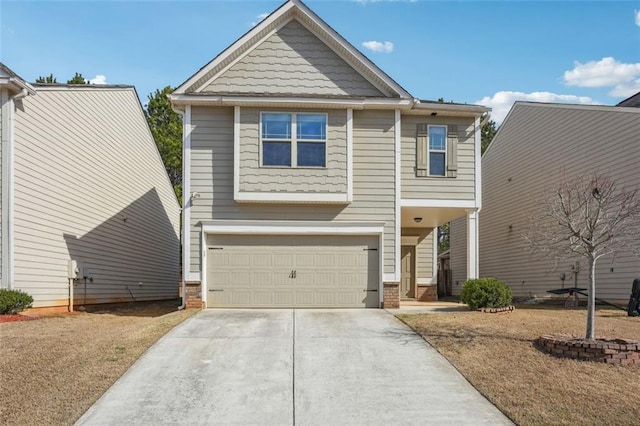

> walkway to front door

[{"left": 76, "top": 310, "right": 512, "bottom": 425}]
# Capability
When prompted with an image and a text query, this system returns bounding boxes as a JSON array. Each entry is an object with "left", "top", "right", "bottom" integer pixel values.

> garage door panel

[
  {"left": 253, "top": 253, "right": 273, "bottom": 267},
  {"left": 274, "top": 254, "right": 294, "bottom": 266},
  {"left": 207, "top": 234, "right": 379, "bottom": 308}
]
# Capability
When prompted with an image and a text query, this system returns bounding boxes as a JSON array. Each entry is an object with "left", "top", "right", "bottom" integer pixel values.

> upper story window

[
  {"left": 416, "top": 124, "right": 458, "bottom": 178},
  {"left": 428, "top": 126, "right": 446, "bottom": 176},
  {"left": 261, "top": 113, "right": 327, "bottom": 167}
]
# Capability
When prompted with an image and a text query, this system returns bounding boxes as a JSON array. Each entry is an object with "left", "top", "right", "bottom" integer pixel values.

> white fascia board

[
  {"left": 346, "top": 108, "right": 353, "bottom": 203},
  {"left": 235, "top": 191, "right": 351, "bottom": 204},
  {"left": 168, "top": 94, "right": 414, "bottom": 110},
  {"left": 201, "top": 220, "right": 385, "bottom": 236},
  {"left": 401, "top": 199, "right": 477, "bottom": 209},
  {"left": 394, "top": 109, "right": 401, "bottom": 282},
  {"left": 474, "top": 115, "right": 482, "bottom": 211},
  {"left": 412, "top": 102, "right": 489, "bottom": 115},
  {"left": 173, "top": 1, "right": 296, "bottom": 94}
]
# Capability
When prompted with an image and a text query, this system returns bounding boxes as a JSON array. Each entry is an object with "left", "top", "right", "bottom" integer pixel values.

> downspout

[
  {"left": 479, "top": 111, "right": 491, "bottom": 129},
  {"left": 5, "top": 89, "right": 30, "bottom": 289},
  {"left": 171, "top": 103, "right": 187, "bottom": 310},
  {"left": 13, "top": 88, "right": 30, "bottom": 101}
]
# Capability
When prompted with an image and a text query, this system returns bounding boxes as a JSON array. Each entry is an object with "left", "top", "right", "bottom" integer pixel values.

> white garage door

[{"left": 206, "top": 234, "right": 379, "bottom": 308}]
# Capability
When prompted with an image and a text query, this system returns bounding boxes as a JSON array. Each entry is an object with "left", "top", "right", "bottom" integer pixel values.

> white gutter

[
  {"left": 2, "top": 87, "right": 34, "bottom": 290},
  {"left": 169, "top": 103, "right": 187, "bottom": 310}
]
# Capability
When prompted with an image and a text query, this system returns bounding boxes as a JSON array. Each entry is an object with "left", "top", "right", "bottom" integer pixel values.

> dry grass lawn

[
  {"left": 399, "top": 306, "right": 640, "bottom": 425},
  {"left": 0, "top": 301, "right": 197, "bottom": 426}
]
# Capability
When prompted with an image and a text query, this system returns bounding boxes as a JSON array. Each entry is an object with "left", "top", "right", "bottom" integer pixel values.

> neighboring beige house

[
  {"left": 451, "top": 101, "right": 640, "bottom": 301},
  {"left": 0, "top": 63, "right": 181, "bottom": 311},
  {"left": 169, "top": 0, "right": 488, "bottom": 309}
]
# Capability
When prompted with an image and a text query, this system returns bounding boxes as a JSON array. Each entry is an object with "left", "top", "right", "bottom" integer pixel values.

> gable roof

[
  {"left": 173, "top": 0, "right": 412, "bottom": 99},
  {"left": 483, "top": 101, "right": 640, "bottom": 159},
  {"left": 0, "top": 62, "right": 36, "bottom": 96},
  {"left": 617, "top": 91, "right": 640, "bottom": 108}
]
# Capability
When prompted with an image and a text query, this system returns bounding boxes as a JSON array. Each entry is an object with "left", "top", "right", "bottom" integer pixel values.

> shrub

[
  {"left": 0, "top": 289, "right": 34, "bottom": 315},
  {"left": 460, "top": 278, "right": 513, "bottom": 310}
]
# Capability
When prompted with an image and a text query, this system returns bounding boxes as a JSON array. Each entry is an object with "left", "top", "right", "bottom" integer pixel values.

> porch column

[{"left": 466, "top": 209, "right": 479, "bottom": 279}]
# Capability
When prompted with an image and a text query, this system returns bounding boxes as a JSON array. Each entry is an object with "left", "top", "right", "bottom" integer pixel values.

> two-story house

[
  {"left": 1, "top": 63, "right": 180, "bottom": 312},
  {"left": 170, "top": 0, "right": 487, "bottom": 309}
]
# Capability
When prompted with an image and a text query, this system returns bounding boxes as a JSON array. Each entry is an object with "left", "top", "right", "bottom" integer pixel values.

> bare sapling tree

[{"left": 523, "top": 173, "right": 640, "bottom": 340}]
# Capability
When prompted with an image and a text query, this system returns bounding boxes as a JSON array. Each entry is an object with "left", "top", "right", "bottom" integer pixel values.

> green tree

[
  {"left": 35, "top": 74, "right": 57, "bottom": 83},
  {"left": 144, "top": 86, "right": 182, "bottom": 201},
  {"left": 481, "top": 117, "right": 497, "bottom": 155},
  {"left": 438, "top": 222, "right": 450, "bottom": 253},
  {"left": 67, "top": 72, "right": 87, "bottom": 84}
]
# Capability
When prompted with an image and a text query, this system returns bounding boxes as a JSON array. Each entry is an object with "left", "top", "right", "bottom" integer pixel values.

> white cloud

[
  {"left": 362, "top": 40, "right": 394, "bottom": 53},
  {"left": 563, "top": 57, "right": 640, "bottom": 95},
  {"left": 250, "top": 12, "right": 269, "bottom": 27},
  {"left": 635, "top": 9, "right": 640, "bottom": 26},
  {"left": 476, "top": 91, "right": 600, "bottom": 125},
  {"left": 89, "top": 75, "right": 107, "bottom": 85},
  {"left": 608, "top": 79, "right": 640, "bottom": 97}
]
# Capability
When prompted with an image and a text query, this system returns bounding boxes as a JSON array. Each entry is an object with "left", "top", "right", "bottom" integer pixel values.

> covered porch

[{"left": 396, "top": 204, "right": 478, "bottom": 304}]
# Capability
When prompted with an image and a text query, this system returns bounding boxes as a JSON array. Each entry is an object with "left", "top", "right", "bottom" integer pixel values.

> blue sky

[{"left": 1, "top": 0, "right": 639, "bottom": 124}]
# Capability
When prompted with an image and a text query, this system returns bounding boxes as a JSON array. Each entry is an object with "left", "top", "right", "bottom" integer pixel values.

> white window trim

[
  {"left": 427, "top": 124, "right": 447, "bottom": 177},
  {"left": 259, "top": 111, "right": 328, "bottom": 168}
]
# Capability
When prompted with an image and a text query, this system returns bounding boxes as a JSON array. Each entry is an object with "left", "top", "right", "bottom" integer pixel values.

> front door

[{"left": 400, "top": 246, "right": 415, "bottom": 299}]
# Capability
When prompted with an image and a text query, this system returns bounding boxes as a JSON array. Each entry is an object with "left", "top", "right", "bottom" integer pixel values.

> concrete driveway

[{"left": 76, "top": 310, "right": 511, "bottom": 425}]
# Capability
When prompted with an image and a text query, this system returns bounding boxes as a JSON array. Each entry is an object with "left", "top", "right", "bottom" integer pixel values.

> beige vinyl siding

[
  {"left": 415, "top": 230, "right": 434, "bottom": 281},
  {"left": 13, "top": 87, "right": 180, "bottom": 307},
  {"left": 203, "top": 20, "right": 384, "bottom": 98},
  {"left": 477, "top": 103, "right": 640, "bottom": 301},
  {"left": 189, "top": 107, "right": 396, "bottom": 276},
  {"left": 238, "top": 108, "right": 347, "bottom": 194},
  {"left": 450, "top": 216, "right": 467, "bottom": 295},
  {"left": 401, "top": 115, "right": 476, "bottom": 200}
]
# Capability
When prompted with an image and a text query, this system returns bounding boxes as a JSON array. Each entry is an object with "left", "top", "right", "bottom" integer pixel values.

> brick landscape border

[
  {"left": 536, "top": 335, "right": 640, "bottom": 365},
  {"left": 478, "top": 306, "right": 515, "bottom": 313}
]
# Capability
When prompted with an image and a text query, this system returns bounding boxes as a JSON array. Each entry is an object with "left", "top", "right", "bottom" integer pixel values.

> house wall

[
  {"left": 451, "top": 103, "right": 640, "bottom": 300},
  {"left": 238, "top": 108, "right": 347, "bottom": 194},
  {"left": 189, "top": 107, "right": 396, "bottom": 276},
  {"left": 415, "top": 230, "right": 434, "bottom": 282},
  {"left": 203, "top": 20, "right": 383, "bottom": 98},
  {"left": 401, "top": 115, "right": 476, "bottom": 200},
  {"left": 13, "top": 87, "right": 181, "bottom": 307}
]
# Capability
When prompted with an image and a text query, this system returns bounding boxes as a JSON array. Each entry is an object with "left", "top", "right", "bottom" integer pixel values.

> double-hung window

[
  {"left": 428, "top": 125, "right": 447, "bottom": 177},
  {"left": 261, "top": 113, "right": 327, "bottom": 167}
]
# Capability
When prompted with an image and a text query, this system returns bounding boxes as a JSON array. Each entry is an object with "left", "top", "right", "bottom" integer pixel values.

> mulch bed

[{"left": 0, "top": 314, "right": 40, "bottom": 323}]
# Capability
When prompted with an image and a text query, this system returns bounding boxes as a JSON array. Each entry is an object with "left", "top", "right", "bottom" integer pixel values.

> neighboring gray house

[
  {"left": 451, "top": 101, "right": 640, "bottom": 302},
  {"left": 169, "top": 0, "right": 488, "bottom": 309},
  {"left": 0, "top": 63, "right": 181, "bottom": 311},
  {"left": 617, "top": 91, "right": 640, "bottom": 108}
]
